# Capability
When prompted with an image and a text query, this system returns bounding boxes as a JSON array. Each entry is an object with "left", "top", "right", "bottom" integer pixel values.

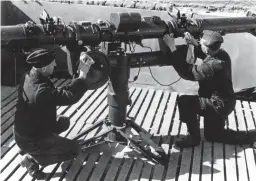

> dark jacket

[
  {"left": 170, "top": 45, "right": 236, "bottom": 116},
  {"left": 14, "top": 69, "right": 88, "bottom": 139}
]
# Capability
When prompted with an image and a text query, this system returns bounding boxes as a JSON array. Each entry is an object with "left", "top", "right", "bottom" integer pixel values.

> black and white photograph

[{"left": 1, "top": 0, "right": 256, "bottom": 180}]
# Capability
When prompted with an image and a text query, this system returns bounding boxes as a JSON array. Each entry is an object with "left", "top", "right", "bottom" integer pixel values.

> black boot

[
  {"left": 175, "top": 121, "right": 201, "bottom": 148},
  {"left": 248, "top": 130, "right": 256, "bottom": 148},
  {"left": 206, "top": 129, "right": 254, "bottom": 146},
  {"left": 20, "top": 154, "right": 46, "bottom": 179}
]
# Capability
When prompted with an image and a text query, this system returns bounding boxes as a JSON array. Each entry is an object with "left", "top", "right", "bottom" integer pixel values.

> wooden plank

[
  {"left": 127, "top": 88, "right": 149, "bottom": 135},
  {"left": 127, "top": 159, "right": 144, "bottom": 181},
  {"left": 244, "top": 148, "right": 256, "bottom": 180},
  {"left": 60, "top": 86, "right": 107, "bottom": 138},
  {"left": 141, "top": 90, "right": 162, "bottom": 132},
  {"left": 150, "top": 91, "right": 169, "bottom": 134},
  {"left": 115, "top": 157, "right": 134, "bottom": 181},
  {"left": 200, "top": 141, "right": 213, "bottom": 181},
  {"left": 235, "top": 101, "right": 250, "bottom": 181},
  {"left": 104, "top": 152, "right": 124, "bottom": 181},
  {"left": 242, "top": 101, "right": 256, "bottom": 131},
  {"left": 127, "top": 87, "right": 137, "bottom": 109},
  {"left": 250, "top": 102, "right": 256, "bottom": 113},
  {"left": 138, "top": 162, "right": 153, "bottom": 181},
  {"left": 165, "top": 144, "right": 180, "bottom": 181},
  {"left": 236, "top": 100, "right": 248, "bottom": 131},
  {"left": 62, "top": 153, "right": 89, "bottom": 181},
  {"left": 67, "top": 89, "right": 108, "bottom": 139},
  {"left": 129, "top": 89, "right": 148, "bottom": 118},
  {"left": 212, "top": 142, "right": 225, "bottom": 181},
  {"left": 88, "top": 152, "right": 112, "bottom": 181},
  {"left": 1, "top": 98, "right": 17, "bottom": 116},
  {"left": 226, "top": 111, "right": 239, "bottom": 181},
  {"left": 1, "top": 136, "right": 16, "bottom": 157},
  {"left": 136, "top": 89, "right": 163, "bottom": 180},
  {"left": 175, "top": 114, "right": 192, "bottom": 181},
  {"left": 0, "top": 153, "right": 20, "bottom": 181},
  {"left": 74, "top": 88, "right": 107, "bottom": 124},
  {"left": 1, "top": 114, "right": 15, "bottom": 134},
  {"left": 236, "top": 147, "right": 249, "bottom": 181},
  {"left": 151, "top": 164, "right": 165, "bottom": 181},
  {"left": 188, "top": 116, "right": 204, "bottom": 181},
  {"left": 1, "top": 127, "right": 14, "bottom": 146},
  {"left": 57, "top": 87, "right": 104, "bottom": 117},
  {"left": 1, "top": 106, "right": 17, "bottom": 126},
  {"left": 160, "top": 92, "right": 178, "bottom": 136},
  {"left": 65, "top": 85, "right": 106, "bottom": 123},
  {"left": 189, "top": 143, "right": 203, "bottom": 181},
  {"left": 41, "top": 161, "right": 72, "bottom": 181},
  {"left": 135, "top": 89, "right": 155, "bottom": 127},
  {"left": 177, "top": 148, "right": 193, "bottom": 181},
  {"left": 1, "top": 145, "right": 19, "bottom": 172},
  {"left": 75, "top": 153, "right": 100, "bottom": 181},
  {"left": 224, "top": 144, "right": 238, "bottom": 181},
  {"left": 164, "top": 97, "right": 182, "bottom": 181},
  {"left": 7, "top": 165, "right": 27, "bottom": 181},
  {"left": 1, "top": 88, "right": 17, "bottom": 105},
  {"left": 151, "top": 91, "right": 170, "bottom": 156},
  {"left": 241, "top": 101, "right": 256, "bottom": 180}
]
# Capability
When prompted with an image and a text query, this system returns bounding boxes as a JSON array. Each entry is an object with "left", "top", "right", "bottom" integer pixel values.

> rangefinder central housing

[{"left": 110, "top": 12, "right": 141, "bottom": 32}]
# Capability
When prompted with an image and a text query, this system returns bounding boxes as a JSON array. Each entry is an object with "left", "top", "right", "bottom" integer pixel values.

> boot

[
  {"left": 20, "top": 154, "right": 46, "bottom": 179},
  {"left": 248, "top": 130, "right": 256, "bottom": 148},
  {"left": 206, "top": 129, "right": 254, "bottom": 146},
  {"left": 175, "top": 121, "right": 201, "bottom": 148}
]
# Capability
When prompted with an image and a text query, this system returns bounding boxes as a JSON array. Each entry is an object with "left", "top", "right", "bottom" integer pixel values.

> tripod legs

[{"left": 73, "top": 117, "right": 169, "bottom": 165}]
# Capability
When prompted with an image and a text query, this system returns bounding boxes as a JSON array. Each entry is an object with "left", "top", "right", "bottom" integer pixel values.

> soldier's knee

[
  {"left": 57, "top": 115, "right": 70, "bottom": 132},
  {"left": 177, "top": 95, "right": 188, "bottom": 105},
  {"left": 71, "top": 141, "right": 81, "bottom": 156}
]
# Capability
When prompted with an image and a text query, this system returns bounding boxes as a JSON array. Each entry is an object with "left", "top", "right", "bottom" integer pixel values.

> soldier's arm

[
  {"left": 194, "top": 45, "right": 207, "bottom": 60},
  {"left": 171, "top": 50, "right": 223, "bottom": 81},
  {"left": 36, "top": 78, "right": 88, "bottom": 106}
]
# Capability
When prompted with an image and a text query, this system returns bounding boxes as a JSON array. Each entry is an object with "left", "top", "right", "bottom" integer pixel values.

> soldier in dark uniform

[
  {"left": 163, "top": 30, "right": 254, "bottom": 148},
  {"left": 14, "top": 48, "right": 94, "bottom": 178}
]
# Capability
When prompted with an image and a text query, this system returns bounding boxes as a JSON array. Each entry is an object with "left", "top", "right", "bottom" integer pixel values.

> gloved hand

[
  {"left": 163, "top": 33, "right": 177, "bottom": 52},
  {"left": 184, "top": 32, "right": 199, "bottom": 46},
  {"left": 78, "top": 52, "right": 95, "bottom": 79}
]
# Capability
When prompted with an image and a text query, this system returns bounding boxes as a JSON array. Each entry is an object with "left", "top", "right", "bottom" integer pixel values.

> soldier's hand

[
  {"left": 163, "top": 33, "right": 177, "bottom": 52},
  {"left": 184, "top": 32, "right": 199, "bottom": 46},
  {"left": 78, "top": 52, "right": 95, "bottom": 79}
]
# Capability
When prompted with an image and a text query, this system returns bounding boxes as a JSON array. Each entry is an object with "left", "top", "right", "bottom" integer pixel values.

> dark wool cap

[
  {"left": 201, "top": 30, "right": 224, "bottom": 50},
  {"left": 26, "top": 48, "right": 56, "bottom": 68}
]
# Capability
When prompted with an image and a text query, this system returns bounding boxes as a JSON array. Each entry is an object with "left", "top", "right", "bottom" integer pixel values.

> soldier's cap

[
  {"left": 26, "top": 48, "right": 56, "bottom": 68},
  {"left": 201, "top": 30, "right": 224, "bottom": 50}
]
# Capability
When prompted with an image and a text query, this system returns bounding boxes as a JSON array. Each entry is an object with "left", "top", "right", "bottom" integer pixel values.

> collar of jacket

[{"left": 28, "top": 68, "right": 51, "bottom": 84}]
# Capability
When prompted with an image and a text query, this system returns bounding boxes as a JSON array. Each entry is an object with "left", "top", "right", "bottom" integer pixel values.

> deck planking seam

[{"left": 1, "top": 86, "right": 256, "bottom": 181}]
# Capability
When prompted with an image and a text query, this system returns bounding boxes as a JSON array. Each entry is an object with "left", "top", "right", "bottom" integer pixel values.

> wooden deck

[{"left": 1, "top": 79, "right": 256, "bottom": 181}]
